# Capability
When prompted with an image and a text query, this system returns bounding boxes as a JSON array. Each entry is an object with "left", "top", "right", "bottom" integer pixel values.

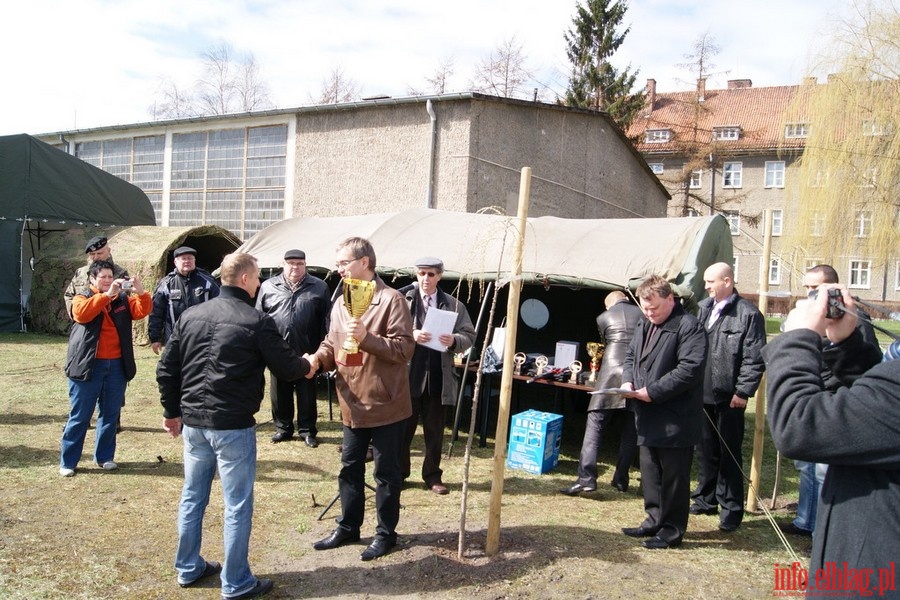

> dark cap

[
  {"left": 85, "top": 236, "right": 107, "bottom": 254},
  {"left": 173, "top": 246, "right": 196, "bottom": 258},
  {"left": 414, "top": 256, "right": 444, "bottom": 271},
  {"left": 284, "top": 249, "right": 306, "bottom": 261}
]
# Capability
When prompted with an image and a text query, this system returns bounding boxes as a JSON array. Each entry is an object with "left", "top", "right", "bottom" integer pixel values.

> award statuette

[
  {"left": 568, "top": 360, "right": 583, "bottom": 385},
  {"left": 336, "top": 278, "right": 376, "bottom": 367},
  {"left": 513, "top": 352, "right": 527, "bottom": 375},
  {"left": 586, "top": 342, "right": 605, "bottom": 384},
  {"left": 534, "top": 355, "right": 549, "bottom": 377}
]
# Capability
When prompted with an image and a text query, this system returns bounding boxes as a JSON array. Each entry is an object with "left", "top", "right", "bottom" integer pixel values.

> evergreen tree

[{"left": 564, "top": 0, "right": 644, "bottom": 128}]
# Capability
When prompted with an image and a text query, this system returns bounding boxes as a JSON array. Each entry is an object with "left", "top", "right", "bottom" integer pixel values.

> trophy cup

[
  {"left": 568, "top": 360, "right": 583, "bottom": 385},
  {"left": 513, "top": 352, "right": 527, "bottom": 376},
  {"left": 586, "top": 342, "right": 605, "bottom": 384},
  {"left": 534, "top": 355, "right": 549, "bottom": 377},
  {"left": 336, "top": 278, "right": 376, "bottom": 367}
]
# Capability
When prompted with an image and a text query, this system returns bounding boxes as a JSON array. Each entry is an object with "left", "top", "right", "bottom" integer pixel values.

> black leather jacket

[
  {"left": 148, "top": 268, "right": 220, "bottom": 345},
  {"left": 254, "top": 273, "right": 330, "bottom": 354}
]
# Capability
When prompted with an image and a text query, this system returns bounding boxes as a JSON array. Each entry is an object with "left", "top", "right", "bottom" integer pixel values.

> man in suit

[
  {"left": 621, "top": 275, "right": 707, "bottom": 549},
  {"left": 690, "top": 262, "right": 766, "bottom": 532},
  {"left": 560, "top": 290, "right": 641, "bottom": 496},
  {"left": 400, "top": 256, "right": 475, "bottom": 495}
]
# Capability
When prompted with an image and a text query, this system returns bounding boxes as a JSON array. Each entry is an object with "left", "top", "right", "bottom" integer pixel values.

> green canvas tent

[{"left": 0, "top": 134, "right": 156, "bottom": 332}]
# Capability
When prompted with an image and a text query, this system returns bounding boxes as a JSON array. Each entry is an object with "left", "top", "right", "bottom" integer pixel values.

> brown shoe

[{"left": 429, "top": 483, "right": 449, "bottom": 495}]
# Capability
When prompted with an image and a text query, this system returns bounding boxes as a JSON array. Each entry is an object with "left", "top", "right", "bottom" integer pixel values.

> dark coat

[
  {"left": 157, "top": 286, "right": 309, "bottom": 430},
  {"left": 589, "top": 299, "right": 643, "bottom": 411},
  {"left": 255, "top": 273, "right": 330, "bottom": 354},
  {"left": 697, "top": 291, "right": 766, "bottom": 404},
  {"left": 622, "top": 303, "right": 707, "bottom": 448},
  {"left": 148, "top": 268, "right": 220, "bottom": 345},
  {"left": 763, "top": 328, "right": 898, "bottom": 579}
]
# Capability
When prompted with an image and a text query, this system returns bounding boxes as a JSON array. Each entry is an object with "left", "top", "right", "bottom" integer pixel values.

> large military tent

[{"left": 0, "top": 134, "right": 156, "bottom": 332}]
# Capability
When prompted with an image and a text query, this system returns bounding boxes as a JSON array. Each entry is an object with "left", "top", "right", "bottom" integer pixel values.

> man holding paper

[{"left": 400, "top": 256, "right": 476, "bottom": 495}]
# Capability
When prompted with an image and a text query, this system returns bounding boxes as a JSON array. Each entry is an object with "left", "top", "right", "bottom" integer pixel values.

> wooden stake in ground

[
  {"left": 748, "top": 208, "right": 772, "bottom": 513},
  {"left": 485, "top": 167, "right": 531, "bottom": 556}
]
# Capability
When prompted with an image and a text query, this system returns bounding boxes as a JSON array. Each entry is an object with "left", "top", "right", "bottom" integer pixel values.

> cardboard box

[{"left": 506, "top": 409, "right": 563, "bottom": 474}]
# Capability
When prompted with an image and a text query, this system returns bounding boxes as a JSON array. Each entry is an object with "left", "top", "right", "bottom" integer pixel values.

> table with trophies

[{"left": 466, "top": 341, "right": 606, "bottom": 447}]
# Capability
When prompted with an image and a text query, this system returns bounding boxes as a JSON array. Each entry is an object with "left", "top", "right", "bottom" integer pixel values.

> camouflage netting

[{"left": 29, "top": 225, "right": 242, "bottom": 341}]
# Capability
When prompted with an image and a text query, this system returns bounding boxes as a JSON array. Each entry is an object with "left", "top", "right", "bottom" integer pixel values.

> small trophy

[
  {"left": 568, "top": 360, "right": 583, "bottom": 385},
  {"left": 336, "top": 278, "right": 376, "bottom": 367},
  {"left": 586, "top": 342, "right": 605, "bottom": 384},
  {"left": 534, "top": 355, "right": 548, "bottom": 377},
  {"left": 513, "top": 352, "right": 527, "bottom": 376}
]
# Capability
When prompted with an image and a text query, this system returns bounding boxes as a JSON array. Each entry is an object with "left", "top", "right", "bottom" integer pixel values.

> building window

[
  {"left": 722, "top": 162, "right": 742, "bottom": 188},
  {"left": 648, "top": 163, "right": 664, "bottom": 174},
  {"left": 732, "top": 256, "right": 740, "bottom": 283},
  {"left": 811, "top": 168, "right": 829, "bottom": 188},
  {"left": 685, "top": 208, "right": 701, "bottom": 217},
  {"left": 861, "top": 167, "right": 878, "bottom": 188},
  {"left": 645, "top": 129, "right": 671, "bottom": 143},
  {"left": 854, "top": 211, "right": 872, "bottom": 237},
  {"left": 862, "top": 119, "right": 892, "bottom": 136},
  {"left": 771, "top": 209, "right": 783, "bottom": 236},
  {"left": 785, "top": 123, "right": 809, "bottom": 138},
  {"left": 805, "top": 259, "right": 822, "bottom": 273},
  {"left": 810, "top": 212, "right": 825, "bottom": 237},
  {"left": 849, "top": 260, "right": 871, "bottom": 289},
  {"left": 765, "top": 161, "right": 785, "bottom": 188},
  {"left": 724, "top": 210, "right": 741, "bottom": 235},
  {"left": 769, "top": 257, "right": 782, "bottom": 285},
  {"left": 689, "top": 169, "right": 702, "bottom": 189},
  {"left": 712, "top": 126, "right": 741, "bottom": 141}
]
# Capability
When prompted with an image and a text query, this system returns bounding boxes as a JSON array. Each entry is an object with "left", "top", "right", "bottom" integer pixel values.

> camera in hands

[
  {"left": 809, "top": 287, "right": 844, "bottom": 319},
  {"left": 121, "top": 277, "right": 133, "bottom": 291}
]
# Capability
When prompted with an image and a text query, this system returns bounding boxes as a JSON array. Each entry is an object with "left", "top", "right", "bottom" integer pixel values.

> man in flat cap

[
  {"left": 64, "top": 236, "right": 129, "bottom": 319},
  {"left": 256, "top": 249, "right": 330, "bottom": 446},
  {"left": 149, "top": 246, "right": 220, "bottom": 355},
  {"left": 400, "top": 256, "right": 475, "bottom": 495}
]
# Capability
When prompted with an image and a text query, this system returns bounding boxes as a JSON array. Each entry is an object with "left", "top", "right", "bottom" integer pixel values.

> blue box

[{"left": 506, "top": 409, "right": 563, "bottom": 474}]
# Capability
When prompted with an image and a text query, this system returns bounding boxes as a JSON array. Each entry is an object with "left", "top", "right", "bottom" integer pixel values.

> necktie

[{"left": 708, "top": 305, "right": 722, "bottom": 328}]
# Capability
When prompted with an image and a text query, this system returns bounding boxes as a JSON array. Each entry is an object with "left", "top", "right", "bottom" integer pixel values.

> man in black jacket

[
  {"left": 621, "top": 275, "right": 707, "bottom": 549},
  {"left": 690, "top": 262, "right": 766, "bottom": 531},
  {"left": 158, "top": 252, "right": 311, "bottom": 600}
]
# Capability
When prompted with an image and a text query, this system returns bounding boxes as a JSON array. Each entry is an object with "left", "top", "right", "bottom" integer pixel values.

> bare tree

[
  {"left": 316, "top": 67, "right": 361, "bottom": 104},
  {"left": 150, "top": 80, "right": 198, "bottom": 120},
  {"left": 235, "top": 56, "right": 271, "bottom": 112},
  {"left": 471, "top": 37, "right": 532, "bottom": 99},
  {"left": 196, "top": 42, "right": 236, "bottom": 115},
  {"left": 408, "top": 57, "right": 455, "bottom": 96}
]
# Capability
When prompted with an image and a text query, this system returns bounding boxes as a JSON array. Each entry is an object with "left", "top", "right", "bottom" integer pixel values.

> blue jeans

[
  {"left": 793, "top": 460, "right": 821, "bottom": 532},
  {"left": 60, "top": 359, "right": 125, "bottom": 469},
  {"left": 176, "top": 425, "right": 258, "bottom": 597}
]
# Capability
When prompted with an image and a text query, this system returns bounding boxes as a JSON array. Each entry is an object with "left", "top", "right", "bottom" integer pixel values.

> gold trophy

[
  {"left": 586, "top": 342, "right": 605, "bottom": 384},
  {"left": 336, "top": 278, "right": 376, "bottom": 367}
]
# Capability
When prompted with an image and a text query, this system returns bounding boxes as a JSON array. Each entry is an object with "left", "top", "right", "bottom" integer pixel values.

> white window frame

[
  {"left": 862, "top": 119, "right": 892, "bottom": 136},
  {"left": 848, "top": 260, "right": 872, "bottom": 289},
  {"left": 732, "top": 256, "right": 740, "bottom": 283},
  {"left": 771, "top": 209, "right": 783, "bottom": 236},
  {"left": 722, "top": 162, "right": 743, "bottom": 188},
  {"left": 724, "top": 210, "right": 741, "bottom": 235},
  {"left": 854, "top": 211, "right": 872, "bottom": 238},
  {"left": 649, "top": 163, "right": 664, "bottom": 174},
  {"left": 765, "top": 161, "right": 786, "bottom": 188},
  {"left": 784, "top": 123, "right": 809, "bottom": 138},
  {"left": 689, "top": 169, "right": 702, "bottom": 189},
  {"left": 712, "top": 126, "right": 740, "bottom": 141},
  {"left": 685, "top": 208, "right": 701, "bottom": 217},
  {"left": 810, "top": 212, "right": 825, "bottom": 237},
  {"left": 645, "top": 129, "right": 671, "bottom": 143},
  {"left": 768, "top": 257, "right": 782, "bottom": 285}
]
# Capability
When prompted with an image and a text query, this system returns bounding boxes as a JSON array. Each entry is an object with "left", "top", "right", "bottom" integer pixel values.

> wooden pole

[
  {"left": 485, "top": 167, "right": 531, "bottom": 556},
  {"left": 747, "top": 208, "right": 772, "bottom": 513}
]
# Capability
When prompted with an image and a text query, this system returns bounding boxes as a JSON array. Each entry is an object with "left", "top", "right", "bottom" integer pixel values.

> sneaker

[
  {"left": 60, "top": 467, "right": 75, "bottom": 477},
  {"left": 101, "top": 461, "right": 118, "bottom": 471}
]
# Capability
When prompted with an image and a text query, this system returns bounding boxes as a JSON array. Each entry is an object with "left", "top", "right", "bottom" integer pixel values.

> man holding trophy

[{"left": 308, "top": 237, "right": 415, "bottom": 561}]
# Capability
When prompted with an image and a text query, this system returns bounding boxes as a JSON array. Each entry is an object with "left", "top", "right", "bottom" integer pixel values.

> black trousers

[
  {"left": 638, "top": 445, "right": 693, "bottom": 544},
  {"left": 336, "top": 419, "right": 405, "bottom": 543},
  {"left": 691, "top": 402, "right": 746, "bottom": 528},
  {"left": 270, "top": 373, "right": 318, "bottom": 437},
  {"left": 576, "top": 408, "right": 637, "bottom": 488},
  {"left": 401, "top": 389, "right": 446, "bottom": 485}
]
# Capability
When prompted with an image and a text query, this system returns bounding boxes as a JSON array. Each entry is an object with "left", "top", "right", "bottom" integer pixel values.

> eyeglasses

[
  {"left": 335, "top": 257, "right": 360, "bottom": 269},
  {"left": 417, "top": 271, "right": 438, "bottom": 278}
]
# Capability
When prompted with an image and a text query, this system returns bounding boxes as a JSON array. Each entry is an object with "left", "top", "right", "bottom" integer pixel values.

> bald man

[{"left": 689, "top": 262, "right": 766, "bottom": 532}]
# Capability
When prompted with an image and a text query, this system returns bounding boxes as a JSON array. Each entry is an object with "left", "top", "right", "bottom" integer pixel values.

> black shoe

[
  {"left": 642, "top": 536, "right": 680, "bottom": 549},
  {"left": 271, "top": 431, "right": 293, "bottom": 443},
  {"left": 360, "top": 538, "right": 395, "bottom": 561},
  {"left": 689, "top": 503, "right": 718, "bottom": 515},
  {"left": 179, "top": 560, "right": 222, "bottom": 588},
  {"left": 302, "top": 435, "right": 319, "bottom": 448},
  {"left": 611, "top": 481, "right": 628, "bottom": 493},
  {"left": 559, "top": 483, "right": 596, "bottom": 496},
  {"left": 226, "top": 577, "right": 273, "bottom": 599},
  {"left": 313, "top": 528, "right": 360, "bottom": 550},
  {"left": 719, "top": 522, "right": 740, "bottom": 532},
  {"left": 778, "top": 522, "right": 813, "bottom": 537},
  {"left": 622, "top": 526, "right": 658, "bottom": 538}
]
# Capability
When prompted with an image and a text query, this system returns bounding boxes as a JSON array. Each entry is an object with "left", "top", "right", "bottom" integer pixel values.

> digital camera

[
  {"left": 121, "top": 278, "right": 133, "bottom": 291},
  {"left": 809, "top": 287, "right": 844, "bottom": 319}
]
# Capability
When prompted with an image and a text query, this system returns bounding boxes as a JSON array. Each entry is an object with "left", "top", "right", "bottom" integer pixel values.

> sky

[{"left": 1, "top": 0, "right": 854, "bottom": 136}]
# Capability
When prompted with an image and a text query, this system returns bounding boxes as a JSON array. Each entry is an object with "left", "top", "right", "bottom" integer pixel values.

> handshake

[{"left": 302, "top": 353, "right": 319, "bottom": 378}]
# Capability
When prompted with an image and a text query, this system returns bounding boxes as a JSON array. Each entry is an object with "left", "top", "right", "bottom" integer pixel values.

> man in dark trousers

[
  {"left": 400, "top": 256, "right": 475, "bottom": 495},
  {"left": 621, "top": 274, "right": 707, "bottom": 549},
  {"left": 560, "top": 290, "right": 641, "bottom": 496},
  {"left": 690, "top": 262, "right": 766, "bottom": 532},
  {"left": 256, "top": 249, "right": 330, "bottom": 446},
  {"left": 158, "top": 252, "right": 311, "bottom": 600},
  {"left": 149, "top": 246, "right": 220, "bottom": 355}
]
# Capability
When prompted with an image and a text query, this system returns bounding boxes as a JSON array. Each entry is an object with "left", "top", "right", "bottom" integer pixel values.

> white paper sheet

[
  {"left": 588, "top": 387, "right": 632, "bottom": 395},
  {"left": 420, "top": 307, "right": 457, "bottom": 352}
]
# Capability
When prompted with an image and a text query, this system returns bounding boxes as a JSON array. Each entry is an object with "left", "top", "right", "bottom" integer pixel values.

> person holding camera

[
  {"left": 149, "top": 246, "right": 220, "bottom": 355},
  {"left": 59, "top": 260, "right": 150, "bottom": 476},
  {"left": 64, "top": 236, "right": 129, "bottom": 320}
]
